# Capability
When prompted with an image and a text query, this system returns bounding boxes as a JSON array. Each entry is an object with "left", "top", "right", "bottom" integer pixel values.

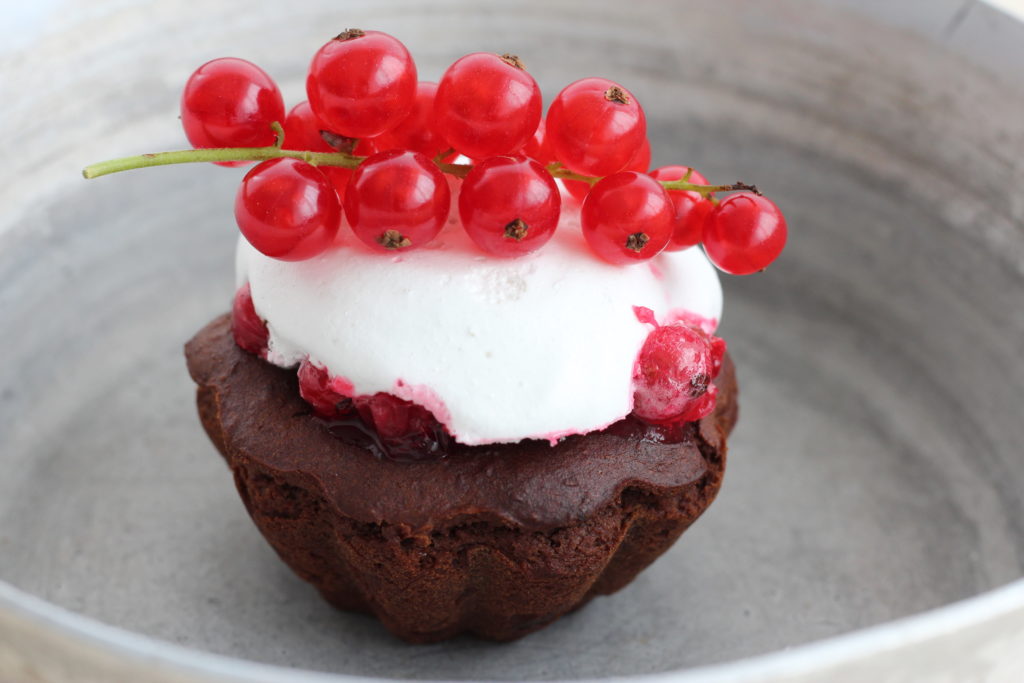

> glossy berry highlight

[
  {"left": 306, "top": 29, "right": 418, "bottom": 138},
  {"left": 343, "top": 150, "right": 451, "bottom": 251},
  {"left": 180, "top": 58, "right": 285, "bottom": 167},
  {"left": 580, "top": 172, "right": 672, "bottom": 265},
  {"left": 703, "top": 193, "right": 787, "bottom": 274},
  {"left": 434, "top": 53, "right": 543, "bottom": 160},
  {"left": 234, "top": 158, "right": 341, "bottom": 261},
  {"left": 459, "top": 156, "right": 561, "bottom": 257}
]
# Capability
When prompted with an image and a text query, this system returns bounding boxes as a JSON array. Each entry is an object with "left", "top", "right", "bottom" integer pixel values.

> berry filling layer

[{"left": 234, "top": 205, "right": 723, "bottom": 446}]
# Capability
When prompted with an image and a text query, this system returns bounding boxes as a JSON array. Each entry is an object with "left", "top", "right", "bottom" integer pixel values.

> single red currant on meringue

[
  {"left": 633, "top": 322, "right": 723, "bottom": 424},
  {"left": 180, "top": 58, "right": 285, "bottom": 167},
  {"left": 546, "top": 77, "right": 646, "bottom": 177},
  {"left": 459, "top": 156, "right": 561, "bottom": 257},
  {"left": 581, "top": 172, "right": 672, "bottom": 265},
  {"left": 703, "top": 193, "right": 788, "bottom": 274},
  {"left": 306, "top": 29, "right": 417, "bottom": 138},
  {"left": 234, "top": 158, "right": 341, "bottom": 261},
  {"left": 434, "top": 52, "right": 543, "bottom": 160},
  {"left": 344, "top": 150, "right": 451, "bottom": 251}
]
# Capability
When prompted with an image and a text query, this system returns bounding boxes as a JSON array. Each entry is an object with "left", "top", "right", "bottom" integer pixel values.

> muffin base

[{"left": 186, "top": 314, "right": 738, "bottom": 643}]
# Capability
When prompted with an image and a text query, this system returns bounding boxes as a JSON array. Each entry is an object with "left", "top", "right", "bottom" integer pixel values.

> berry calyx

[
  {"left": 231, "top": 283, "right": 269, "bottom": 356},
  {"left": 703, "top": 193, "right": 787, "bottom": 274},
  {"left": 434, "top": 52, "right": 543, "bottom": 160},
  {"left": 234, "top": 158, "right": 341, "bottom": 261},
  {"left": 546, "top": 78, "right": 646, "bottom": 177},
  {"left": 580, "top": 172, "right": 672, "bottom": 264},
  {"left": 649, "top": 165, "right": 714, "bottom": 251},
  {"left": 306, "top": 30, "right": 418, "bottom": 138},
  {"left": 180, "top": 58, "right": 285, "bottom": 167},
  {"left": 633, "top": 321, "right": 723, "bottom": 424},
  {"left": 459, "top": 156, "right": 560, "bottom": 257},
  {"left": 343, "top": 150, "right": 450, "bottom": 251}
]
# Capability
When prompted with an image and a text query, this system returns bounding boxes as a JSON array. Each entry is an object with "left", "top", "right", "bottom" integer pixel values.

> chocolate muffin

[{"left": 186, "top": 314, "right": 738, "bottom": 643}]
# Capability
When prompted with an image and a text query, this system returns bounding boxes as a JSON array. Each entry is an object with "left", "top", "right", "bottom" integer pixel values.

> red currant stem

[
  {"left": 660, "top": 179, "right": 760, "bottom": 198},
  {"left": 542, "top": 162, "right": 594, "bottom": 185},
  {"left": 83, "top": 138, "right": 760, "bottom": 199},
  {"left": 436, "top": 160, "right": 473, "bottom": 179},
  {"left": 433, "top": 147, "right": 456, "bottom": 164},
  {"left": 82, "top": 144, "right": 366, "bottom": 179},
  {"left": 270, "top": 121, "right": 285, "bottom": 149}
]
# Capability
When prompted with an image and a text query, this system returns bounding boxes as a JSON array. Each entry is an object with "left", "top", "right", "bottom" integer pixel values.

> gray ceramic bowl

[{"left": 1, "top": 1, "right": 1023, "bottom": 681}]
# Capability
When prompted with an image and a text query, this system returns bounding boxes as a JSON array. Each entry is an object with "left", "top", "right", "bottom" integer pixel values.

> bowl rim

[{"left": 3, "top": 577, "right": 1024, "bottom": 682}]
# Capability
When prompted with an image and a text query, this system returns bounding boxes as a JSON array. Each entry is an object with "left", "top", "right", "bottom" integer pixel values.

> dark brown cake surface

[{"left": 186, "top": 314, "right": 738, "bottom": 642}]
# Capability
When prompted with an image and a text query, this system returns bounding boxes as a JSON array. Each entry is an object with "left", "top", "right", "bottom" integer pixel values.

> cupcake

[{"left": 84, "top": 29, "right": 786, "bottom": 643}]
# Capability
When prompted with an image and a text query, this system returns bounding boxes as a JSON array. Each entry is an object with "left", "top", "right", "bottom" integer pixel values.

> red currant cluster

[{"left": 177, "top": 30, "right": 787, "bottom": 274}]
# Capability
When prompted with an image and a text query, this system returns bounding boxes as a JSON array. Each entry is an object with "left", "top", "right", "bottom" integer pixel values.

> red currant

[
  {"left": 306, "top": 29, "right": 417, "bottom": 138},
  {"left": 234, "top": 158, "right": 341, "bottom": 261},
  {"left": 703, "top": 193, "right": 787, "bottom": 274},
  {"left": 354, "top": 393, "right": 450, "bottom": 459},
  {"left": 580, "top": 172, "right": 672, "bottom": 265},
  {"left": 633, "top": 322, "right": 720, "bottom": 424},
  {"left": 627, "top": 138, "right": 651, "bottom": 173},
  {"left": 180, "top": 58, "right": 285, "bottom": 167},
  {"left": 343, "top": 150, "right": 450, "bottom": 251},
  {"left": 562, "top": 178, "right": 591, "bottom": 204},
  {"left": 231, "top": 283, "right": 269, "bottom": 356},
  {"left": 434, "top": 53, "right": 542, "bottom": 160},
  {"left": 649, "top": 165, "right": 714, "bottom": 251},
  {"left": 522, "top": 118, "right": 555, "bottom": 166},
  {"left": 298, "top": 360, "right": 354, "bottom": 417},
  {"left": 546, "top": 78, "right": 646, "bottom": 177},
  {"left": 370, "top": 81, "right": 447, "bottom": 158},
  {"left": 459, "top": 156, "right": 560, "bottom": 257},
  {"left": 282, "top": 101, "right": 353, "bottom": 200},
  {"left": 563, "top": 139, "right": 653, "bottom": 203}
]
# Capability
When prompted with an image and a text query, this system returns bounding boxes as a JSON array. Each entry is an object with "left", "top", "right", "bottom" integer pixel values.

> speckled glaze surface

[{"left": 1, "top": 1, "right": 1023, "bottom": 681}]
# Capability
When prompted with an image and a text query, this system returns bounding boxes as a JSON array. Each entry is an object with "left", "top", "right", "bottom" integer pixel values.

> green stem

[
  {"left": 661, "top": 179, "right": 760, "bottom": 197},
  {"left": 82, "top": 143, "right": 759, "bottom": 197},
  {"left": 82, "top": 145, "right": 364, "bottom": 179}
]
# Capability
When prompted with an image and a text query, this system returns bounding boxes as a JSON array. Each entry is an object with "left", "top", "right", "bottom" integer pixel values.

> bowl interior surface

[{"left": 1, "top": 1, "right": 1023, "bottom": 680}]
